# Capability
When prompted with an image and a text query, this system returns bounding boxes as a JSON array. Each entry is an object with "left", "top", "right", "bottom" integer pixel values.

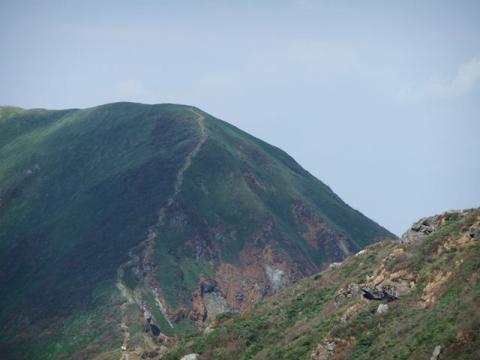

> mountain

[
  {"left": 165, "top": 208, "right": 480, "bottom": 360},
  {"left": 0, "top": 103, "right": 394, "bottom": 359}
]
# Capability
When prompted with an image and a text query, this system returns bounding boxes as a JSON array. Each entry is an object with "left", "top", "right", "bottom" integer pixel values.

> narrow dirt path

[
  {"left": 116, "top": 108, "right": 207, "bottom": 358},
  {"left": 116, "top": 246, "right": 141, "bottom": 359}
]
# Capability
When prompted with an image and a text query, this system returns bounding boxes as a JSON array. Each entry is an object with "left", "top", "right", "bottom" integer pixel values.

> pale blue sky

[{"left": 1, "top": 0, "right": 479, "bottom": 235}]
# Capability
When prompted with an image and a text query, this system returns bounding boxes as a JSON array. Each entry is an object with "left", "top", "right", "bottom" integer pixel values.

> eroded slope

[{"left": 166, "top": 209, "right": 480, "bottom": 360}]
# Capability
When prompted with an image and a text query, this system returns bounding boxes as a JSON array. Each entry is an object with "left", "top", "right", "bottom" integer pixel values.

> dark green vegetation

[
  {"left": 166, "top": 209, "right": 480, "bottom": 360},
  {"left": 0, "top": 103, "right": 393, "bottom": 359},
  {"left": 0, "top": 103, "right": 201, "bottom": 359}
]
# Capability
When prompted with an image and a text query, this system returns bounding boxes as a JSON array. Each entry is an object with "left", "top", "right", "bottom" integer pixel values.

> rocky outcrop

[
  {"left": 362, "top": 246, "right": 417, "bottom": 299},
  {"left": 334, "top": 283, "right": 361, "bottom": 305},
  {"left": 361, "top": 287, "right": 397, "bottom": 301},
  {"left": 335, "top": 267, "right": 409, "bottom": 305},
  {"left": 402, "top": 209, "right": 477, "bottom": 243},
  {"left": 469, "top": 226, "right": 480, "bottom": 241},
  {"left": 401, "top": 216, "right": 439, "bottom": 243}
]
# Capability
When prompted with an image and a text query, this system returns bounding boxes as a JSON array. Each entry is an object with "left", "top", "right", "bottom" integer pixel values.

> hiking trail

[{"left": 116, "top": 108, "right": 207, "bottom": 359}]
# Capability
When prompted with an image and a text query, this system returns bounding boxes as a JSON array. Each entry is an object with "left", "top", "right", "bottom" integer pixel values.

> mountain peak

[{"left": 0, "top": 102, "right": 394, "bottom": 359}]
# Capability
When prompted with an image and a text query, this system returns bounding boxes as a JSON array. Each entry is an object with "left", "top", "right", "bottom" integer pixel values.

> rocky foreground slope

[
  {"left": 0, "top": 103, "right": 393, "bottom": 359},
  {"left": 166, "top": 209, "right": 480, "bottom": 360}
]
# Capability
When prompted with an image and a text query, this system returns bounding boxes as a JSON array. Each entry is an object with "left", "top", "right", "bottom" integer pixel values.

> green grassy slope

[
  {"left": 0, "top": 103, "right": 201, "bottom": 358},
  {"left": 153, "top": 109, "right": 396, "bottom": 307},
  {"left": 0, "top": 103, "right": 394, "bottom": 359},
  {"left": 165, "top": 209, "right": 480, "bottom": 360}
]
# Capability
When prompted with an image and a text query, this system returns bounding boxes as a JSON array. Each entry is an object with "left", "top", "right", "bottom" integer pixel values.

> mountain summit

[{"left": 0, "top": 103, "right": 394, "bottom": 359}]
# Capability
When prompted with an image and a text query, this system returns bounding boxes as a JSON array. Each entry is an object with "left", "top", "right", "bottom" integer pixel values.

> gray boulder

[
  {"left": 376, "top": 303, "right": 389, "bottom": 315},
  {"left": 180, "top": 354, "right": 200, "bottom": 360},
  {"left": 430, "top": 345, "right": 442, "bottom": 360}
]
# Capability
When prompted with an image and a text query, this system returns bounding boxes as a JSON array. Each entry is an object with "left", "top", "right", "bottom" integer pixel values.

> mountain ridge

[{"left": 0, "top": 102, "right": 394, "bottom": 359}]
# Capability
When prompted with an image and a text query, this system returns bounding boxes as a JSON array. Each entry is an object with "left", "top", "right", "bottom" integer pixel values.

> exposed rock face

[
  {"left": 292, "top": 201, "right": 353, "bottom": 262},
  {"left": 264, "top": 264, "right": 286, "bottom": 292},
  {"left": 190, "top": 278, "right": 231, "bottom": 324},
  {"left": 200, "top": 278, "right": 218, "bottom": 296},
  {"left": 191, "top": 290, "right": 208, "bottom": 324},
  {"left": 210, "top": 244, "right": 300, "bottom": 316},
  {"left": 177, "top": 223, "right": 321, "bottom": 326},
  {"left": 165, "top": 208, "right": 480, "bottom": 360},
  {"left": 203, "top": 292, "right": 229, "bottom": 320},
  {"left": 421, "top": 271, "right": 452, "bottom": 307}
]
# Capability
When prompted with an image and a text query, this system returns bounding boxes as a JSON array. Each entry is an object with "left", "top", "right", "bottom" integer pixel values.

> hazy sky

[{"left": 1, "top": 0, "right": 479, "bottom": 235}]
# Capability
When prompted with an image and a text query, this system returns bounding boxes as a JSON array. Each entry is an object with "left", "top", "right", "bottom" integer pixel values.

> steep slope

[
  {"left": 0, "top": 103, "right": 393, "bottom": 359},
  {"left": 166, "top": 209, "right": 480, "bottom": 360}
]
